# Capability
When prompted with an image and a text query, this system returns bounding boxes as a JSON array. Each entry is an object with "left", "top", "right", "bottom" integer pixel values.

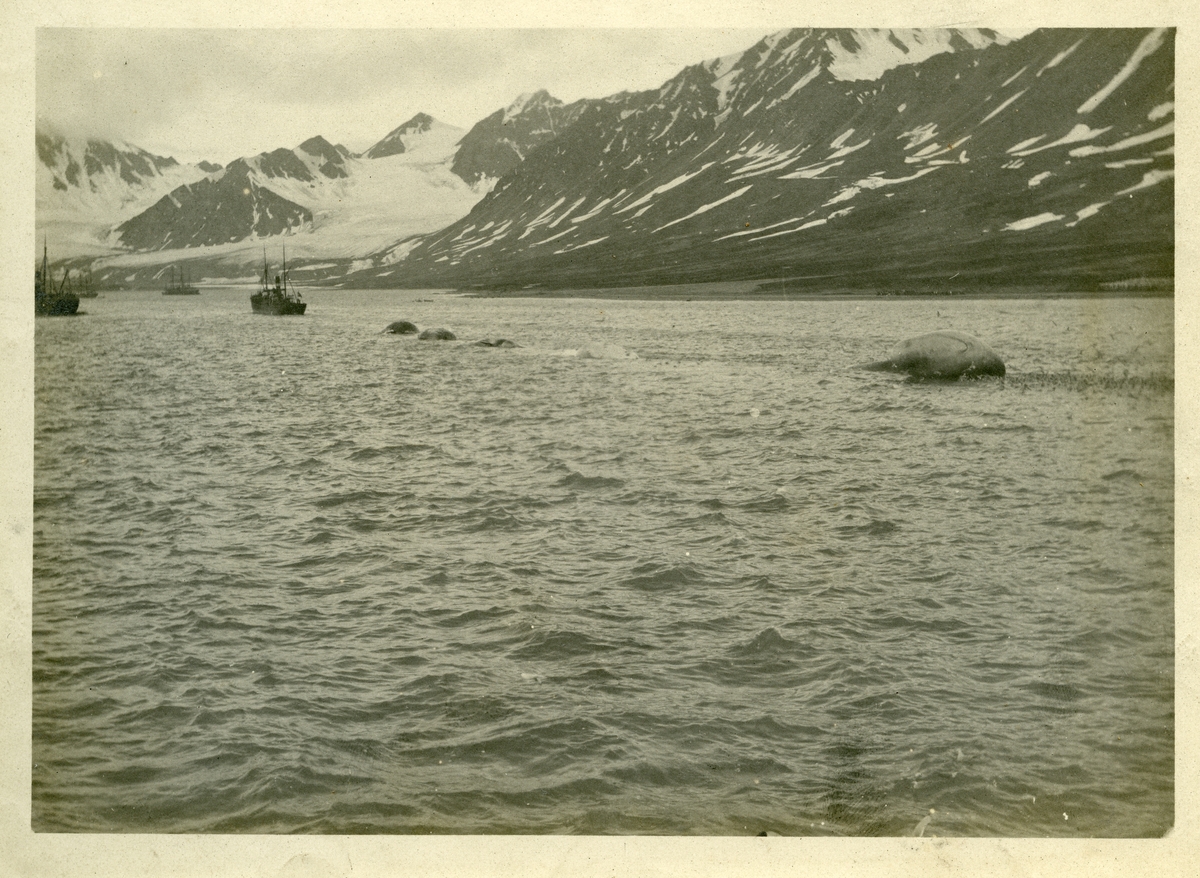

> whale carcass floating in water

[{"left": 861, "top": 331, "right": 1005, "bottom": 379}]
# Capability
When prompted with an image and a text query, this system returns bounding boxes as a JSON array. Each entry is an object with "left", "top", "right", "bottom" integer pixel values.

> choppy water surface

[{"left": 33, "top": 288, "right": 1173, "bottom": 836}]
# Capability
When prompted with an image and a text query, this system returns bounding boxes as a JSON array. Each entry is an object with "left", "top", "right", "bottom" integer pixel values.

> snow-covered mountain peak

[
  {"left": 450, "top": 89, "right": 582, "bottom": 186},
  {"left": 364, "top": 113, "right": 462, "bottom": 160},
  {"left": 36, "top": 125, "right": 182, "bottom": 179},
  {"left": 37, "top": 119, "right": 141, "bottom": 159},
  {"left": 36, "top": 125, "right": 209, "bottom": 256},
  {"left": 503, "top": 89, "right": 563, "bottom": 123},
  {"left": 698, "top": 28, "right": 1010, "bottom": 86},
  {"left": 824, "top": 28, "right": 1008, "bottom": 81},
  {"left": 392, "top": 118, "right": 465, "bottom": 162},
  {"left": 682, "top": 27, "right": 1012, "bottom": 123},
  {"left": 504, "top": 92, "right": 537, "bottom": 117}
]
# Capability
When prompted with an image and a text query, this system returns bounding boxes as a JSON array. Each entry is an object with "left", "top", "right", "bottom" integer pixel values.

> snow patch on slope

[
  {"left": 1077, "top": 28, "right": 1169, "bottom": 114},
  {"left": 899, "top": 124, "right": 938, "bottom": 150},
  {"left": 1011, "top": 123, "right": 1111, "bottom": 156},
  {"left": 770, "top": 66, "right": 821, "bottom": 107},
  {"left": 1001, "top": 65, "right": 1028, "bottom": 87},
  {"left": 1038, "top": 37, "right": 1085, "bottom": 76},
  {"left": 1114, "top": 169, "right": 1174, "bottom": 196},
  {"left": 778, "top": 160, "right": 845, "bottom": 180},
  {"left": 1148, "top": 102, "right": 1173, "bottom": 121},
  {"left": 1068, "top": 121, "right": 1174, "bottom": 157},
  {"left": 980, "top": 90, "right": 1027, "bottom": 125},
  {"left": 1065, "top": 202, "right": 1109, "bottom": 226},
  {"left": 750, "top": 217, "right": 828, "bottom": 240},
  {"left": 653, "top": 185, "right": 753, "bottom": 232},
  {"left": 1004, "top": 212, "right": 1062, "bottom": 231},
  {"left": 554, "top": 236, "right": 608, "bottom": 255},
  {"left": 712, "top": 65, "right": 742, "bottom": 112},
  {"left": 616, "top": 163, "right": 716, "bottom": 214}
]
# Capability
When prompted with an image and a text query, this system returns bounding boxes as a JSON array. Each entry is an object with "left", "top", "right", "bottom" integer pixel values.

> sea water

[{"left": 32, "top": 288, "right": 1173, "bottom": 836}]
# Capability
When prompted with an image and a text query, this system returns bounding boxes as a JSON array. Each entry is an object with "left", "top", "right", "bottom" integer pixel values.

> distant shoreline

[{"left": 460, "top": 282, "right": 1174, "bottom": 301}]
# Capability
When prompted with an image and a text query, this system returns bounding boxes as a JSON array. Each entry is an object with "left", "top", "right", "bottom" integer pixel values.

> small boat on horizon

[
  {"left": 77, "top": 268, "right": 99, "bottom": 298},
  {"left": 163, "top": 265, "right": 200, "bottom": 295},
  {"left": 250, "top": 248, "right": 306, "bottom": 315},
  {"left": 34, "top": 242, "right": 80, "bottom": 316}
]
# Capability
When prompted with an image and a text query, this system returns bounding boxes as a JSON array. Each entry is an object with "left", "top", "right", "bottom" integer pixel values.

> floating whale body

[
  {"left": 384, "top": 320, "right": 419, "bottom": 334},
  {"left": 861, "top": 331, "right": 1005, "bottom": 380},
  {"left": 418, "top": 328, "right": 456, "bottom": 341},
  {"left": 475, "top": 338, "right": 518, "bottom": 348}
]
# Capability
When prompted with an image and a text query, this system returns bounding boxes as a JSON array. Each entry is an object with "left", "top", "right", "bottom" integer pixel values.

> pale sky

[{"left": 36, "top": 29, "right": 776, "bottom": 165}]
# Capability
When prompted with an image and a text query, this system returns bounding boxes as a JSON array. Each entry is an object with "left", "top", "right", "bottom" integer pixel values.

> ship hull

[
  {"left": 34, "top": 243, "right": 81, "bottom": 315},
  {"left": 250, "top": 294, "right": 306, "bottom": 315},
  {"left": 35, "top": 294, "right": 80, "bottom": 316}
]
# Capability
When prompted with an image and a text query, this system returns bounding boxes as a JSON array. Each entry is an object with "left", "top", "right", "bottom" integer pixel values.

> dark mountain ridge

[
  {"left": 450, "top": 90, "right": 588, "bottom": 185},
  {"left": 355, "top": 28, "right": 1173, "bottom": 292},
  {"left": 113, "top": 132, "right": 362, "bottom": 249},
  {"left": 115, "top": 157, "right": 313, "bottom": 250}
]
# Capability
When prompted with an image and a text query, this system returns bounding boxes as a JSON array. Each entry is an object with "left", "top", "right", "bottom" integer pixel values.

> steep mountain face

[
  {"left": 450, "top": 90, "right": 588, "bottom": 186},
  {"left": 363, "top": 28, "right": 1173, "bottom": 291},
  {"left": 115, "top": 157, "right": 313, "bottom": 250},
  {"left": 292, "top": 136, "right": 351, "bottom": 178},
  {"left": 35, "top": 129, "right": 210, "bottom": 255}
]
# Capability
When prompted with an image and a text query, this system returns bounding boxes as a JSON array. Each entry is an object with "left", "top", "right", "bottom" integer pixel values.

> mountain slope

[
  {"left": 450, "top": 90, "right": 588, "bottom": 186},
  {"left": 111, "top": 117, "right": 485, "bottom": 258},
  {"left": 114, "top": 157, "right": 314, "bottom": 250},
  {"left": 364, "top": 112, "right": 437, "bottom": 159},
  {"left": 360, "top": 28, "right": 1173, "bottom": 291}
]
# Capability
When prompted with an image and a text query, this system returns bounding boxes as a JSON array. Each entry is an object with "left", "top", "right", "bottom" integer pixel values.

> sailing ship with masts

[
  {"left": 162, "top": 265, "right": 200, "bottom": 295},
  {"left": 250, "top": 247, "right": 306, "bottom": 315},
  {"left": 34, "top": 242, "right": 80, "bottom": 316}
]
